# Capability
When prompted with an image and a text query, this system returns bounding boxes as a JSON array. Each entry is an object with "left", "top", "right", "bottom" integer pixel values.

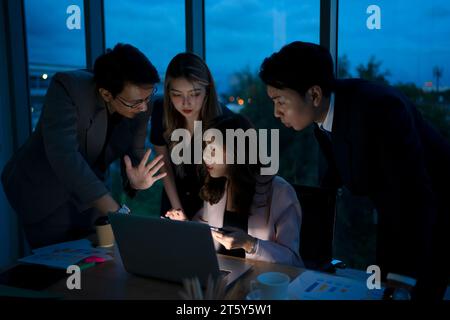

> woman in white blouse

[{"left": 166, "top": 114, "right": 304, "bottom": 267}]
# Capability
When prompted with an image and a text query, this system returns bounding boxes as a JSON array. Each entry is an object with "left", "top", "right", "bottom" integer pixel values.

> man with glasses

[
  {"left": 115, "top": 87, "right": 157, "bottom": 109},
  {"left": 1, "top": 43, "right": 166, "bottom": 249}
]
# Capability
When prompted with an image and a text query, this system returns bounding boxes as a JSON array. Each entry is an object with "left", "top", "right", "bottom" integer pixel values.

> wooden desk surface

[{"left": 45, "top": 245, "right": 305, "bottom": 300}]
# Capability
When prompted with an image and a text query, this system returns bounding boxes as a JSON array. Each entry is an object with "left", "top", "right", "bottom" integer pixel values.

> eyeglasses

[{"left": 116, "top": 87, "right": 158, "bottom": 109}]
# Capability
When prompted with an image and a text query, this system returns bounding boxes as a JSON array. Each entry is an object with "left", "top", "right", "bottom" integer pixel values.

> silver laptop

[{"left": 109, "top": 213, "right": 252, "bottom": 288}]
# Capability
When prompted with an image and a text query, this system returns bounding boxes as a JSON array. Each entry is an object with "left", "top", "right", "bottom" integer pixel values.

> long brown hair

[
  {"left": 199, "top": 114, "right": 273, "bottom": 216},
  {"left": 163, "top": 52, "right": 222, "bottom": 149}
]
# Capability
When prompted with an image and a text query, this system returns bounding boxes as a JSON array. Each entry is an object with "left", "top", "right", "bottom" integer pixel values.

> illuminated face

[
  {"left": 102, "top": 83, "right": 155, "bottom": 119},
  {"left": 169, "top": 77, "right": 207, "bottom": 122},
  {"left": 266, "top": 85, "right": 316, "bottom": 131},
  {"left": 203, "top": 138, "right": 228, "bottom": 178}
]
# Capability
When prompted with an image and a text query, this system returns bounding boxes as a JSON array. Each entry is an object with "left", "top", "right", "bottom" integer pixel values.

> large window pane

[
  {"left": 25, "top": 0, "right": 86, "bottom": 130},
  {"left": 338, "top": 0, "right": 450, "bottom": 140},
  {"left": 105, "top": 0, "right": 185, "bottom": 87},
  {"left": 337, "top": 0, "right": 450, "bottom": 269},
  {"left": 104, "top": 0, "right": 185, "bottom": 216},
  {"left": 206, "top": 0, "right": 321, "bottom": 187}
]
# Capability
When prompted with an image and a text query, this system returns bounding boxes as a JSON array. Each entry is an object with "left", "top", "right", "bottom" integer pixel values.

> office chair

[{"left": 293, "top": 184, "right": 345, "bottom": 273}]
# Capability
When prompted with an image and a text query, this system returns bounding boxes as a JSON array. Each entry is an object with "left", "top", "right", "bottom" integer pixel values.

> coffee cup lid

[{"left": 95, "top": 216, "right": 110, "bottom": 226}]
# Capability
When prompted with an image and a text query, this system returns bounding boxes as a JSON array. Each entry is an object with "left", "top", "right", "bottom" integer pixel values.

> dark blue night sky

[{"left": 24, "top": 0, "right": 450, "bottom": 94}]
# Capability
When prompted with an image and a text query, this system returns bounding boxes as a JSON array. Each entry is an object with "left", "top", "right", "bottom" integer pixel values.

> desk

[{"left": 45, "top": 246, "right": 305, "bottom": 300}]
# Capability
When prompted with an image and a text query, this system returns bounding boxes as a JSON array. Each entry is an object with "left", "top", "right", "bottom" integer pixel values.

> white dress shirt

[{"left": 317, "top": 93, "right": 335, "bottom": 133}]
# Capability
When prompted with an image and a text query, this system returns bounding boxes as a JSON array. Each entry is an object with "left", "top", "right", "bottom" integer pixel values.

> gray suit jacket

[{"left": 1, "top": 70, "right": 151, "bottom": 224}]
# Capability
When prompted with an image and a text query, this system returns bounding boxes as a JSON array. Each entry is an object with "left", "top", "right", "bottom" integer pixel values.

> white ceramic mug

[{"left": 250, "top": 272, "right": 290, "bottom": 300}]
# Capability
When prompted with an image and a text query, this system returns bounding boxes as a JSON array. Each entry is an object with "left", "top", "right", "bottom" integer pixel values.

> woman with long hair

[
  {"left": 166, "top": 114, "right": 303, "bottom": 267},
  {"left": 150, "top": 52, "right": 232, "bottom": 219}
]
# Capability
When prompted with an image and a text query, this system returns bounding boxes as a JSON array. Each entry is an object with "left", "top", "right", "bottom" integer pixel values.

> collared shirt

[{"left": 317, "top": 93, "right": 335, "bottom": 133}]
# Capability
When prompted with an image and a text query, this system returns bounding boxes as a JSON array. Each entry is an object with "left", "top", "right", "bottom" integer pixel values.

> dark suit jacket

[
  {"left": 315, "top": 79, "right": 450, "bottom": 295},
  {"left": 1, "top": 70, "right": 151, "bottom": 224}
]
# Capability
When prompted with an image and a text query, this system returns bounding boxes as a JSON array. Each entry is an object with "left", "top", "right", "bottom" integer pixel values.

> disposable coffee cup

[{"left": 95, "top": 216, "right": 115, "bottom": 248}]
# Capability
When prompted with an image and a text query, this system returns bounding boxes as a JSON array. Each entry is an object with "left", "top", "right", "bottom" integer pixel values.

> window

[
  {"left": 105, "top": 0, "right": 185, "bottom": 87},
  {"left": 338, "top": 0, "right": 450, "bottom": 140},
  {"left": 104, "top": 0, "right": 185, "bottom": 216},
  {"left": 24, "top": 0, "right": 86, "bottom": 130},
  {"left": 336, "top": 0, "right": 450, "bottom": 269},
  {"left": 205, "top": 0, "right": 321, "bottom": 187}
]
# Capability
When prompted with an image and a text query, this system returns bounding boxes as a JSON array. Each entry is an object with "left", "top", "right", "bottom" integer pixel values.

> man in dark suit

[
  {"left": 259, "top": 41, "right": 450, "bottom": 300},
  {"left": 1, "top": 44, "right": 166, "bottom": 249}
]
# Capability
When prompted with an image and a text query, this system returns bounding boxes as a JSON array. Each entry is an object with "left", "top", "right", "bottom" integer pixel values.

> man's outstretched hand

[{"left": 124, "top": 149, "right": 167, "bottom": 190}]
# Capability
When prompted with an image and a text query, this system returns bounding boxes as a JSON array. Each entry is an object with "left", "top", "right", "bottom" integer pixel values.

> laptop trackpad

[
  {"left": 218, "top": 257, "right": 252, "bottom": 287},
  {"left": 219, "top": 270, "right": 231, "bottom": 277}
]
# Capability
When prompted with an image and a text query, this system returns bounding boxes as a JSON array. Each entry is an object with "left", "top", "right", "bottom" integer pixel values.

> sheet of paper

[
  {"left": 19, "top": 239, "right": 113, "bottom": 269},
  {"left": 32, "top": 239, "right": 113, "bottom": 259},
  {"left": 288, "top": 270, "right": 383, "bottom": 300},
  {"left": 32, "top": 239, "right": 93, "bottom": 253}
]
